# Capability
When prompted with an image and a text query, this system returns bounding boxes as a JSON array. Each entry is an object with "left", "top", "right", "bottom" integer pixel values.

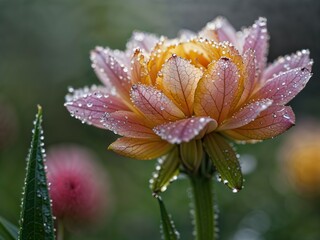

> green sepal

[
  {"left": 203, "top": 133, "right": 243, "bottom": 192},
  {"left": 150, "top": 147, "right": 180, "bottom": 194},
  {"left": 157, "top": 197, "right": 180, "bottom": 240},
  {"left": 0, "top": 216, "right": 18, "bottom": 240},
  {"left": 18, "top": 106, "right": 55, "bottom": 240},
  {"left": 180, "top": 139, "right": 203, "bottom": 174}
]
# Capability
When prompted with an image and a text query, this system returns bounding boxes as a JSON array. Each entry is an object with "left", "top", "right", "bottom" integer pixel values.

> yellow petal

[
  {"left": 160, "top": 56, "right": 203, "bottom": 116},
  {"left": 108, "top": 137, "right": 173, "bottom": 160}
]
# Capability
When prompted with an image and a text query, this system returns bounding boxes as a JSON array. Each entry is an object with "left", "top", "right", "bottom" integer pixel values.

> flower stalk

[
  {"left": 57, "top": 221, "right": 64, "bottom": 240},
  {"left": 188, "top": 156, "right": 217, "bottom": 240},
  {"left": 190, "top": 174, "right": 216, "bottom": 240}
]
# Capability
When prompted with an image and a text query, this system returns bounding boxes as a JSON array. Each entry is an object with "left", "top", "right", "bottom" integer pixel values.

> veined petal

[
  {"left": 160, "top": 55, "right": 203, "bottom": 115},
  {"left": 224, "top": 105, "right": 295, "bottom": 141},
  {"left": 130, "top": 48, "right": 151, "bottom": 85},
  {"left": 100, "top": 111, "right": 156, "bottom": 138},
  {"left": 126, "top": 31, "right": 159, "bottom": 54},
  {"left": 194, "top": 57, "right": 242, "bottom": 123},
  {"left": 243, "top": 17, "right": 269, "bottom": 72},
  {"left": 199, "top": 17, "right": 237, "bottom": 46},
  {"left": 64, "top": 87, "right": 129, "bottom": 128},
  {"left": 203, "top": 133, "right": 243, "bottom": 191},
  {"left": 108, "top": 137, "right": 173, "bottom": 160},
  {"left": 262, "top": 49, "right": 313, "bottom": 82},
  {"left": 91, "top": 47, "right": 132, "bottom": 101},
  {"left": 153, "top": 117, "right": 218, "bottom": 144},
  {"left": 130, "top": 84, "right": 185, "bottom": 125},
  {"left": 219, "top": 99, "right": 273, "bottom": 130},
  {"left": 238, "top": 49, "right": 257, "bottom": 105},
  {"left": 252, "top": 67, "right": 312, "bottom": 105}
]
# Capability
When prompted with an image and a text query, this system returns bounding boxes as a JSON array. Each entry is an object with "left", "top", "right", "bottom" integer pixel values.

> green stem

[
  {"left": 189, "top": 174, "right": 217, "bottom": 240},
  {"left": 57, "top": 221, "right": 64, "bottom": 240}
]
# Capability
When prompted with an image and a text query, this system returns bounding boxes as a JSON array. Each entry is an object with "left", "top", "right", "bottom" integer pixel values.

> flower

[
  {"left": 280, "top": 122, "right": 320, "bottom": 196},
  {"left": 46, "top": 145, "right": 108, "bottom": 227},
  {"left": 65, "top": 17, "right": 312, "bottom": 191}
]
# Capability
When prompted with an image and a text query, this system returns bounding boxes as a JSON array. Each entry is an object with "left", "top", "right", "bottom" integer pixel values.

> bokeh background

[{"left": 1, "top": 0, "right": 320, "bottom": 239}]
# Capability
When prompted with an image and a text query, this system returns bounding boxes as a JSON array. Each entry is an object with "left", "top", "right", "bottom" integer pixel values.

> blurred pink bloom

[
  {"left": 46, "top": 145, "right": 107, "bottom": 227},
  {"left": 64, "top": 17, "right": 312, "bottom": 189}
]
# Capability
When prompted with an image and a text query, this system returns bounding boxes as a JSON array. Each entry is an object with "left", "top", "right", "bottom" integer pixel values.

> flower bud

[{"left": 179, "top": 139, "right": 203, "bottom": 173}]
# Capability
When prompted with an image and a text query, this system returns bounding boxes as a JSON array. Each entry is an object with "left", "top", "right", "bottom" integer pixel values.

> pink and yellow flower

[{"left": 65, "top": 17, "right": 312, "bottom": 191}]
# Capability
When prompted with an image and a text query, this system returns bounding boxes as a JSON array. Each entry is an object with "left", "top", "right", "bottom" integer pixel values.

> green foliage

[
  {"left": 18, "top": 106, "right": 55, "bottom": 240},
  {"left": 0, "top": 216, "right": 18, "bottom": 240},
  {"left": 150, "top": 148, "right": 180, "bottom": 194},
  {"left": 204, "top": 133, "right": 243, "bottom": 192},
  {"left": 157, "top": 197, "right": 180, "bottom": 240}
]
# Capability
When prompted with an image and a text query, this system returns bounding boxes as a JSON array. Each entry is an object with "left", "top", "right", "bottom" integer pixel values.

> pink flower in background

[
  {"left": 64, "top": 17, "right": 312, "bottom": 190},
  {"left": 46, "top": 145, "right": 108, "bottom": 227}
]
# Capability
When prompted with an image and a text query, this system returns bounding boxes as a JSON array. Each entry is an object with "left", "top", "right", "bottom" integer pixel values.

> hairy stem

[{"left": 189, "top": 174, "right": 217, "bottom": 240}]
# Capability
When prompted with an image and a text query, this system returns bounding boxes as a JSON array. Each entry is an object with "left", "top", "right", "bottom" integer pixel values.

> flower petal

[
  {"left": 219, "top": 99, "right": 273, "bottom": 130},
  {"left": 130, "top": 48, "right": 150, "bottom": 85},
  {"left": 194, "top": 57, "right": 242, "bottom": 123},
  {"left": 199, "top": 17, "right": 237, "bottom": 46},
  {"left": 108, "top": 137, "right": 173, "bottom": 160},
  {"left": 262, "top": 49, "right": 313, "bottom": 82},
  {"left": 100, "top": 111, "right": 156, "bottom": 138},
  {"left": 238, "top": 49, "right": 257, "bottom": 105},
  {"left": 126, "top": 31, "right": 159, "bottom": 54},
  {"left": 243, "top": 17, "right": 269, "bottom": 72},
  {"left": 160, "top": 55, "right": 203, "bottom": 115},
  {"left": 91, "top": 47, "right": 132, "bottom": 101},
  {"left": 130, "top": 84, "right": 185, "bottom": 125},
  {"left": 203, "top": 133, "right": 243, "bottom": 191},
  {"left": 64, "top": 87, "right": 129, "bottom": 128},
  {"left": 153, "top": 117, "right": 218, "bottom": 144},
  {"left": 252, "top": 67, "right": 312, "bottom": 105},
  {"left": 224, "top": 105, "right": 295, "bottom": 141}
]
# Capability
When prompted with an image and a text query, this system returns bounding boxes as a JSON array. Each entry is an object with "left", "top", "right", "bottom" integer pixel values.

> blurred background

[{"left": 1, "top": 0, "right": 320, "bottom": 239}]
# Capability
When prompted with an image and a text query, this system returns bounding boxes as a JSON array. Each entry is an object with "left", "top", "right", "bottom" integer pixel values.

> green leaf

[
  {"left": 157, "top": 197, "right": 180, "bottom": 240},
  {"left": 150, "top": 147, "right": 180, "bottom": 194},
  {"left": 18, "top": 106, "right": 55, "bottom": 240},
  {"left": 203, "top": 133, "right": 243, "bottom": 192},
  {"left": 0, "top": 216, "right": 18, "bottom": 240}
]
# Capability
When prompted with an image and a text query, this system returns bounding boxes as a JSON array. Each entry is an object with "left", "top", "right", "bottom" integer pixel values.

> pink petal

[
  {"left": 194, "top": 57, "right": 242, "bottom": 123},
  {"left": 108, "top": 137, "right": 173, "bottom": 160},
  {"left": 219, "top": 99, "right": 273, "bottom": 130},
  {"left": 64, "top": 87, "right": 129, "bottom": 128},
  {"left": 126, "top": 31, "right": 159, "bottom": 55},
  {"left": 262, "top": 49, "right": 313, "bottom": 82},
  {"left": 100, "top": 111, "right": 156, "bottom": 138},
  {"left": 91, "top": 47, "right": 132, "bottom": 101},
  {"left": 153, "top": 117, "right": 218, "bottom": 144},
  {"left": 224, "top": 105, "right": 295, "bottom": 141},
  {"left": 199, "top": 17, "right": 238, "bottom": 46},
  {"left": 178, "top": 29, "right": 196, "bottom": 41},
  {"left": 130, "top": 84, "right": 185, "bottom": 125},
  {"left": 238, "top": 49, "right": 258, "bottom": 105},
  {"left": 161, "top": 56, "right": 203, "bottom": 116},
  {"left": 243, "top": 17, "right": 269, "bottom": 72},
  {"left": 252, "top": 67, "right": 312, "bottom": 105}
]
